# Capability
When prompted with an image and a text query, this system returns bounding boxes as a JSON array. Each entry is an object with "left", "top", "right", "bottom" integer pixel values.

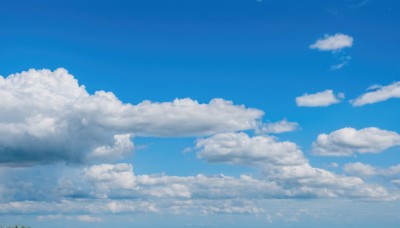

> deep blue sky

[{"left": 0, "top": 0, "right": 400, "bottom": 227}]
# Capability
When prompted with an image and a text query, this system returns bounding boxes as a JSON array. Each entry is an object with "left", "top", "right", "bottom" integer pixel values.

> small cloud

[
  {"left": 255, "top": 119, "right": 299, "bottom": 134},
  {"left": 76, "top": 215, "right": 102, "bottom": 222},
  {"left": 331, "top": 56, "right": 352, "bottom": 70},
  {"left": 296, "top": 90, "right": 344, "bottom": 107},
  {"left": 329, "top": 162, "right": 339, "bottom": 168},
  {"left": 310, "top": 33, "right": 353, "bottom": 51}
]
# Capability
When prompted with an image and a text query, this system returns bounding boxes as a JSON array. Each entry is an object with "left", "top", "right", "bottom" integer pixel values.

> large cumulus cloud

[{"left": 0, "top": 68, "right": 263, "bottom": 165}]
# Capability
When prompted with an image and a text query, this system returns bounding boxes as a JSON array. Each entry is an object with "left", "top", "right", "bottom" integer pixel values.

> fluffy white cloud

[
  {"left": 312, "top": 127, "right": 400, "bottom": 156},
  {"left": 296, "top": 90, "right": 344, "bottom": 107},
  {"left": 196, "top": 132, "right": 307, "bottom": 167},
  {"left": 83, "top": 163, "right": 136, "bottom": 198},
  {"left": 351, "top": 81, "right": 400, "bottom": 106},
  {"left": 309, "top": 33, "right": 353, "bottom": 51},
  {"left": 255, "top": 119, "right": 299, "bottom": 134},
  {"left": 0, "top": 68, "right": 263, "bottom": 165}
]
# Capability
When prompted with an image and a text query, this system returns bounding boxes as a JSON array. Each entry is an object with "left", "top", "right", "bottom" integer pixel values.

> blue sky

[{"left": 0, "top": 0, "right": 400, "bottom": 227}]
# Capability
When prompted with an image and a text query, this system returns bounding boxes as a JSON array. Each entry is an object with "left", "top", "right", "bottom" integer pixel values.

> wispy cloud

[{"left": 351, "top": 81, "right": 400, "bottom": 106}]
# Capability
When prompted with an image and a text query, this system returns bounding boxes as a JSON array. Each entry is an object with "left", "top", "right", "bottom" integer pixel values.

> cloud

[
  {"left": 76, "top": 215, "right": 102, "bottom": 222},
  {"left": 343, "top": 162, "right": 377, "bottom": 176},
  {"left": 309, "top": 33, "right": 353, "bottom": 51},
  {"left": 295, "top": 90, "right": 344, "bottom": 107},
  {"left": 312, "top": 127, "right": 400, "bottom": 156},
  {"left": 331, "top": 55, "right": 351, "bottom": 70},
  {"left": 255, "top": 119, "right": 299, "bottom": 134},
  {"left": 196, "top": 132, "right": 307, "bottom": 168},
  {"left": 38, "top": 214, "right": 102, "bottom": 222},
  {"left": 0, "top": 68, "right": 263, "bottom": 165},
  {"left": 263, "top": 163, "right": 389, "bottom": 199},
  {"left": 56, "top": 162, "right": 391, "bottom": 201},
  {"left": 344, "top": 162, "right": 400, "bottom": 178},
  {"left": 83, "top": 163, "right": 136, "bottom": 199},
  {"left": 351, "top": 81, "right": 400, "bottom": 106},
  {"left": 194, "top": 132, "right": 392, "bottom": 200}
]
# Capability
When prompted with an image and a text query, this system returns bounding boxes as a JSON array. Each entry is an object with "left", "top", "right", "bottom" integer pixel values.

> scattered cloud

[
  {"left": 312, "top": 127, "right": 400, "bottom": 156},
  {"left": 296, "top": 90, "right": 344, "bottom": 107},
  {"left": 310, "top": 33, "right": 353, "bottom": 69},
  {"left": 1, "top": 68, "right": 399, "bottom": 223},
  {"left": 351, "top": 81, "right": 400, "bottom": 106},
  {"left": 309, "top": 33, "right": 353, "bottom": 51},
  {"left": 255, "top": 119, "right": 299, "bottom": 134}
]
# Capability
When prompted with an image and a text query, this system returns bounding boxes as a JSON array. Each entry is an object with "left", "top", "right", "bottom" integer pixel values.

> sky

[{"left": 0, "top": 0, "right": 400, "bottom": 227}]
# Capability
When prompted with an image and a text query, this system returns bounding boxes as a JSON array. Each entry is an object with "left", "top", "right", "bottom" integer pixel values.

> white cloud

[
  {"left": 0, "top": 68, "right": 264, "bottom": 165},
  {"left": 309, "top": 33, "right": 353, "bottom": 51},
  {"left": 312, "top": 127, "right": 400, "bottom": 156},
  {"left": 37, "top": 214, "right": 102, "bottom": 222},
  {"left": 76, "top": 215, "right": 102, "bottom": 222},
  {"left": 83, "top": 163, "right": 136, "bottom": 199},
  {"left": 331, "top": 55, "right": 351, "bottom": 70},
  {"left": 344, "top": 162, "right": 400, "bottom": 178},
  {"left": 296, "top": 90, "right": 344, "bottom": 107},
  {"left": 264, "top": 163, "right": 389, "bottom": 199},
  {"left": 351, "top": 81, "right": 400, "bottom": 106},
  {"left": 255, "top": 119, "right": 299, "bottom": 134},
  {"left": 88, "top": 134, "right": 134, "bottom": 161},
  {"left": 343, "top": 162, "right": 377, "bottom": 176},
  {"left": 196, "top": 132, "right": 307, "bottom": 168}
]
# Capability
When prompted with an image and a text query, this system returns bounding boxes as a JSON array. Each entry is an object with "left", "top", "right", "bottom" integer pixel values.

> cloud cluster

[
  {"left": 309, "top": 33, "right": 353, "bottom": 51},
  {"left": 352, "top": 81, "right": 400, "bottom": 106},
  {"left": 57, "top": 161, "right": 392, "bottom": 202},
  {"left": 1, "top": 68, "right": 399, "bottom": 223},
  {"left": 296, "top": 90, "right": 344, "bottom": 107},
  {"left": 195, "top": 132, "right": 391, "bottom": 199},
  {"left": 0, "top": 68, "right": 263, "bottom": 165},
  {"left": 312, "top": 127, "right": 400, "bottom": 156}
]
